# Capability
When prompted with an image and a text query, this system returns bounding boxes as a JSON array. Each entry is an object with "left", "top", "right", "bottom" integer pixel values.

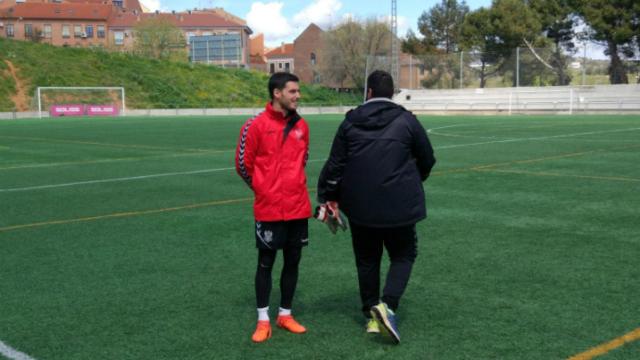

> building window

[
  {"left": 113, "top": 0, "right": 123, "bottom": 7},
  {"left": 270, "top": 63, "right": 275, "bottom": 74},
  {"left": 278, "top": 63, "right": 283, "bottom": 69},
  {"left": 285, "top": 62, "right": 290, "bottom": 72},
  {"left": 85, "top": 25, "right": 93, "bottom": 38},
  {"left": 114, "top": 31, "right": 124, "bottom": 45},
  {"left": 74, "top": 25, "right": 82, "bottom": 38},
  {"left": 62, "top": 24, "right": 70, "bottom": 38},
  {"left": 5, "top": 24, "right": 14, "bottom": 38},
  {"left": 24, "top": 24, "right": 33, "bottom": 38},
  {"left": 310, "top": 52, "right": 316, "bottom": 66},
  {"left": 97, "top": 25, "right": 105, "bottom": 38},
  {"left": 43, "top": 24, "right": 52, "bottom": 39}
]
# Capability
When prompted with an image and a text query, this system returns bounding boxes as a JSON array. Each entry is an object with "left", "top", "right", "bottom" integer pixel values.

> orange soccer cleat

[
  {"left": 276, "top": 315, "right": 307, "bottom": 334},
  {"left": 251, "top": 320, "right": 272, "bottom": 343}
]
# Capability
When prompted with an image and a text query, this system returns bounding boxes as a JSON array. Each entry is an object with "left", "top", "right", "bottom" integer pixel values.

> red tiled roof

[
  {"left": 265, "top": 43, "right": 294, "bottom": 58},
  {"left": 0, "top": 3, "right": 113, "bottom": 20},
  {"left": 108, "top": 11, "right": 247, "bottom": 28},
  {"left": 250, "top": 54, "right": 266, "bottom": 65},
  {"left": 64, "top": 0, "right": 142, "bottom": 12},
  {"left": 64, "top": 0, "right": 110, "bottom": 4}
]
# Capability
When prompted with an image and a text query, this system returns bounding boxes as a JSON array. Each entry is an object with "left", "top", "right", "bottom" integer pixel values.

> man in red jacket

[{"left": 235, "top": 72, "right": 312, "bottom": 343}]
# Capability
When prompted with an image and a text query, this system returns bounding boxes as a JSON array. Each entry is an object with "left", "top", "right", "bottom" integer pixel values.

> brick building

[
  {"left": 259, "top": 23, "right": 322, "bottom": 84},
  {"left": 264, "top": 42, "right": 294, "bottom": 75},
  {"left": 0, "top": 0, "right": 252, "bottom": 66},
  {"left": 293, "top": 23, "right": 322, "bottom": 84},
  {"left": 0, "top": 2, "right": 113, "bottom": 47},
  {"left": 109, "top": 9, "right": 252, "bottom": 67}
]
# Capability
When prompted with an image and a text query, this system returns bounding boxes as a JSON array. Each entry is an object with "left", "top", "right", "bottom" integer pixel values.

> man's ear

[
  {"left": 367, "top": 88, "right": 373, "bottom": 100},
  {"left": 273, "top": 88, "right": 282, "bottom": 100}
]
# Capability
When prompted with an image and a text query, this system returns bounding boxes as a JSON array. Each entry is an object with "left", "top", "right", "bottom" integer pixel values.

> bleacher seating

[{"left": 394, "top": 84, "right": 640, "bottom": 114}]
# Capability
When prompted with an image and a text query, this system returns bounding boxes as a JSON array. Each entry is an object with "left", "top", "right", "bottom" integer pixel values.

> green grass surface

[
  {"left": 0, "top": 38, "right": 360, "bottom": 111},
  {"left": 1, "top": 114, "right": 639, "bottom": 359}
]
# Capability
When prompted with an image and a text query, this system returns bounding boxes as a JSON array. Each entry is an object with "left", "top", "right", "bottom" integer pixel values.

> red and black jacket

[{"left": 236, "top": 102, "right": 311, "bottom": 221}]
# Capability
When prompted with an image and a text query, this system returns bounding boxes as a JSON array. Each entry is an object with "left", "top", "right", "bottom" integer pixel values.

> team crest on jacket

[{"left": 294, "top": 129, "right": 304, "bottom": 140}]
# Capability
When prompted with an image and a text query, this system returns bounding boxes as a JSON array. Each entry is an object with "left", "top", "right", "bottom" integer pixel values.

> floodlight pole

[{"left": 391, "top": 0, "right": 399, "bottom": 90}]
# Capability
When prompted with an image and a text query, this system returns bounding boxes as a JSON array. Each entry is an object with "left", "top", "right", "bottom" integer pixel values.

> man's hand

[{"left": 314, "top": 202, "right": 347, "bottom": 234}]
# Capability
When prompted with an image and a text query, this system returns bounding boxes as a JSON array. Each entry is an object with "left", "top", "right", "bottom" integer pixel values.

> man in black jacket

[{"left": 317, "top": 70, "right": 435, "bottom": 344}]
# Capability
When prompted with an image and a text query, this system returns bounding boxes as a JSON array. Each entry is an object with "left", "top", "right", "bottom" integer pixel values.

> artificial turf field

[{"left": 0, "top": 114, "right": 639, "bottom": 360}]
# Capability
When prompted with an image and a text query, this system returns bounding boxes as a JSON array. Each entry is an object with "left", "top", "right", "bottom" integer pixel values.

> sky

[{"left": 139, "top": 0, "right": 492, "bottom": 47}]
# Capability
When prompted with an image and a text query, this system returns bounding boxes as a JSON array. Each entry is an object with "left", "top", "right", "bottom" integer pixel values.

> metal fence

[{"left": 362, "top": 46, "right": 640, "bottom": 92}]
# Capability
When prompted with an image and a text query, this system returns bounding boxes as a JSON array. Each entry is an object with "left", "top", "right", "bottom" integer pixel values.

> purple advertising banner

[
  {"left": 86, "top": 104, "right": 119, "bottom": 116},
  {"left": 50, "top": 104, "right": 85, "bottom": 117}
]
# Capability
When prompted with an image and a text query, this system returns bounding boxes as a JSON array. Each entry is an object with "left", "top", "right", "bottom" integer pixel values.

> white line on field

[
  {"left": 427, "top": 124, "right": 467, "bottom": 131},
  {"left": 0, "top": 159, "right": 327, "bottom": 193},
  {"left": 437, "top": 127, "right": 640, "bottom": 149},
  {"left": 0, "top": 339, "right": 37, "bottom": 360},
  {"left": 1, "top": 127, "right": 637, "bottom": 193}
]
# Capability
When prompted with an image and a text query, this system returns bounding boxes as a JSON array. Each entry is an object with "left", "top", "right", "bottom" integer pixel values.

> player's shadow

[{"left": 301, "top": 290, "right": 398, "bottom": 345}]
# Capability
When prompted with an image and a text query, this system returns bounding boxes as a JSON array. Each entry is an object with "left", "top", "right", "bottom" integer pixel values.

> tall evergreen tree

[
  {"left": 415, "top": 0, "right": 470, "bottom": 54},
  {"left": 573, "top": 0, "right": 639, "bottom": 84}
]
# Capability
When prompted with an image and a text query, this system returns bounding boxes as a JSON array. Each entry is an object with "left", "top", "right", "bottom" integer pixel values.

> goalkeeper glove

[{"left": 314, "top": 201, "right": 347, "bottom": 234}]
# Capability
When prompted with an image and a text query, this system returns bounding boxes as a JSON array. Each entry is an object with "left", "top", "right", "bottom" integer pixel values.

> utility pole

[{"left": 391, "top": 0, "right": 399, "bottom": 90}]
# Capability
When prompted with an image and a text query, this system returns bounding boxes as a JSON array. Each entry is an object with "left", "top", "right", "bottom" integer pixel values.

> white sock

[
  {"left": 278, "top": 307, "right": 291, "bottom": 316},
  {"left": 257, "top": 307, "right": 269, "bottom": 321}
]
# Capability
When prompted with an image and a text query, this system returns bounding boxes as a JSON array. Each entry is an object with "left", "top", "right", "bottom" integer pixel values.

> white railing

[{"left": 395, "top": 84, "right": 640, "bottom": 114}]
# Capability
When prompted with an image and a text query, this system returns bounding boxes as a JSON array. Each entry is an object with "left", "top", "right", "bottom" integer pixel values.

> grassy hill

[{"left": 0, "top": 38, "right": 360, "bottom": 112}]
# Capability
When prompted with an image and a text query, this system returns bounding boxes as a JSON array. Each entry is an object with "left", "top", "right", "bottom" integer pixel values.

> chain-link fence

[{"left": 360, "top": 45, "right": 640, "bottom": 91}]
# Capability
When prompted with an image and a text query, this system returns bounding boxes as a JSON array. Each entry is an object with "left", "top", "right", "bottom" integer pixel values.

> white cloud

[
  {"left": 293, "top": 0, "right": 343, "bottom": 29},
  {"left": 140, "top": 0, "right": 162, "bottom": 12},
  {"left": 246, "top": 2, "right": 294, "bottom": 44}
]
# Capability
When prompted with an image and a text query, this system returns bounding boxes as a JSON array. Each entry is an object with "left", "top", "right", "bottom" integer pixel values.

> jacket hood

[{"left": 346, "top": 99, "right": 406, "bottom": 129}]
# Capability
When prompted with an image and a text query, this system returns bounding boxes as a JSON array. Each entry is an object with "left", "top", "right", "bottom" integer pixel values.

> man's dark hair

[
  {"left": 367, "top": 70, "right": 394, "bottom": 99},
  {"left": 268, "top": 72, "right": 300, "bottom": 99}
]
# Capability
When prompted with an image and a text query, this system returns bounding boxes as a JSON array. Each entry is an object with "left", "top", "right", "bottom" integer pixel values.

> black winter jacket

[{"left": 317, "top": 98, "right": 436, "bottom": 227}]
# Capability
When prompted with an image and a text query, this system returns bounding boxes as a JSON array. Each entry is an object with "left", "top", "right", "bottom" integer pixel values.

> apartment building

[
  {"left": 0, "top": 2, "right": 113, "bottom": 47},
  {"left": 0, "top": 1, "right": 253, "bottom": 66},
  {"left": 109, "top": 9, "right": 252, "bottom": 67}
]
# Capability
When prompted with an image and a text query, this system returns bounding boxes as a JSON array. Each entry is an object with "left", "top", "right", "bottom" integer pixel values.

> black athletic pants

[
  {"left": 350, "top": 222, "right": 418, "bottom": 317},
  {"left": 255, "top": 246, "right": 302, "bottom": 309}
]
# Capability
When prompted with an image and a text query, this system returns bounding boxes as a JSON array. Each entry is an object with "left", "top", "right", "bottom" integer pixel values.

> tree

[
  {"left": 401, "top": 29, "right": 434, "bottom": 55},
  {"left": 528, "top": 0, "right": 577, "bottom": 85},
  {"left": 400, "top": 0, "right": 469, "bottom": 88},
  {"left": 133, "top": 17, "right": 186, "bottom": 60},
  {"left": 573, "top": 0, "right": 639, "bottom": 84},
  {"left": 460, "top": 8, "right": 503, "bottom": 88},
  {"left": 417, "top": 0, "right": 469, "bottom": 54},
  {"left": 319, "top": 18, "right": 391, "bottom": 90}
]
